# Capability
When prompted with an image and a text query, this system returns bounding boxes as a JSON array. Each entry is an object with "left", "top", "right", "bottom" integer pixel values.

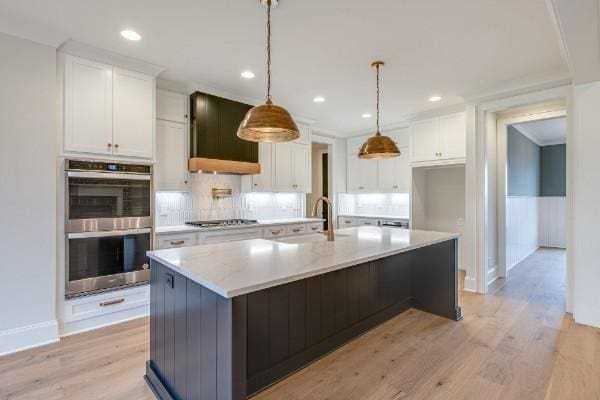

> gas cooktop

[{"left": 185, "top": 219, "right": 258, "bottom": 228}]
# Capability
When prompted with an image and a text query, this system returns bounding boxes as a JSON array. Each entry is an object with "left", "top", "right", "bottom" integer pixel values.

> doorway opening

[
  {"left": 491, "top": 107, "right": 568, "bottom": 309},
  {"left": 307, "top": 139, "right": 334, "bottom": 230}
]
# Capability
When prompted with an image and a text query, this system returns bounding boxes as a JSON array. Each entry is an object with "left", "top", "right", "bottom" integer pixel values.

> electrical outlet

[{"left": 457, "top": 218, "right": 465, "bottom": 226}]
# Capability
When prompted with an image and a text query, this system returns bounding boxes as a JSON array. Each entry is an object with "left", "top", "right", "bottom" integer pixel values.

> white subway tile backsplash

[
  {"left": 338, "top": 192, "right": 410, "bottom": 218},
  {"left": 156, "top": 174, "right": 304, "bottom": 226}
]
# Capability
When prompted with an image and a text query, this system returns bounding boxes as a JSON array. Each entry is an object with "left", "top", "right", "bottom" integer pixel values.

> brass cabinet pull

[
  {"left": 311, "top": 226, "right": 318, "bottom": 230},
  {"left": 393, "top": 185, "right": 398, "bottom": 189},
  {"left": 292, "top": 228, "right": 301, "bottom": 233},
  {"left": 100, "top": 298, "right": 125, "bottom": 307},
  {"left": 345, "top": 220, "right": 352, "bottom": 223},
  {"left": 170, "top": 240, "right": 185, "bottom": 245},
  {"left": 114, "top": 144, "right": 119, "bottom": 149},
  {"left": 271, "top": 230, "right": 281, "bottom": 235},
  {"left": 107, "top": 143, "right": 112, "bottom": 148}
]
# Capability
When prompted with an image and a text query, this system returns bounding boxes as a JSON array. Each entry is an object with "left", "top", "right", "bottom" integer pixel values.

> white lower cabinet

[
  {"left": 338, "top": 217, "right": 358, "bottom": 228},
  {"left": 62, "top": 284, "right": 150, "bottom": 336},
  {"left": 200, "top": 228, "right": 263, "bottom": 244},
  {"left": 157, "top": 232, "right": 196, "bottom": 249}
]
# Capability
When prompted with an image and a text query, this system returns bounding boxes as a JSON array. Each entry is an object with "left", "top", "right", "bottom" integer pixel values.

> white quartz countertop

[
  {"left": 339, "top": 214, "right": 410, "bottom": 220},
  {"left": 147, "top": 227, "right": 459, "bottom": 298},
  {"left": 155, "top": 218, "right": 324, "bottom": 235}
]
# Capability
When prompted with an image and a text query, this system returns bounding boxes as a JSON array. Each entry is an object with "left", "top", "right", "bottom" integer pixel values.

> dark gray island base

[{"left": 145, "top": 238, "right": 460, "bottom": 400}]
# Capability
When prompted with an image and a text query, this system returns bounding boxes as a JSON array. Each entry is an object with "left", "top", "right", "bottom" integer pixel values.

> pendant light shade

[
  {"left": 238, "top": 101, "right": 299, "bottom": 143},
  {"left": 238, "top": 0, "right": 300, "bottom": 143},
  {"left": 358, "top": 61, "right": 400, "bottom": 159}
]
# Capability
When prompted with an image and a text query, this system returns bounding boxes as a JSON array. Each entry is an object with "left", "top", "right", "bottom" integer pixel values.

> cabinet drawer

[
  {"left": 306, "top": 222, "right": 323, "bottom": 233},
  {"left": 264, "top": 226, "right": 288, "bottom": 238},
  {"left": 200, "top": 228, "right": 262, "bottom": 244},
  {"left": 338, "top": 217, "right": 358, "bottom": 227},
  {"left": 286, "top": 224, "right": 306, "bottom": 236},
  {"left": 358, "top": 218, "right": 379, "bottom": 226},
  {"left": 158, "top": 233, "right": 196, "bottom": 249},
  {"left": 64, "top": 285, "right": 150, "bottom": 322}
]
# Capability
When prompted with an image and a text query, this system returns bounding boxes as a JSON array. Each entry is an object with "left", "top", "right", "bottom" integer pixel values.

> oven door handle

[
  {"left": 67, "top": 171, "right": 151, "bottom": 181},
  {"left": 68, "top": 228, "right": 152, "bottom": 239}
]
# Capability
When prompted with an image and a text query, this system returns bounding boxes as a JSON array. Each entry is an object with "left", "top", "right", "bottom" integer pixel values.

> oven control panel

[{"left": 67, "top": 160, "right": 151, "bottom": 174}]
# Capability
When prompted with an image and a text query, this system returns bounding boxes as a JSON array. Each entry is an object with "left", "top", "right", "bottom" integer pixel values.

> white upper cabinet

[
  {"left": 438, "top": 113, "right": 466, "bottom": 160},
  {"left": 410, "top": 119, "right": 440, "bottom": 163},
  {"left": 410, "top": 112, "right": 466, "bottom": 165},
  {"left": 346, "top": 130, "right": 409, "bottom": 193},
  {"left": 63, "top": 55, "right": 155, "bottom": 160},
  {"left": 156, "top": 90, "right": 188, "bottom": 123},
  {"left": 155, "top": 120, "right": 188, "bottom": 191},
  {"left": 112, "top": 68, "right": 154, "bottom": 158},
  {"left": 292, "top": 143, "right": 310, "bottom": 192},
  {"left": 243, "top": 123, "right": 311, "bottom": 193},
  {"left": 377, "top": 146, "right": 409, "bottom": 192},
  {"left": 64, "top": 56, "right": 113, "bottom": 155}
]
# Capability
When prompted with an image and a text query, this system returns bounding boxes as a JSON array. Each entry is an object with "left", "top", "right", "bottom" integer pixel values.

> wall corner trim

[
  {"left": 463, "top": 276, "right": 478, "bottom": 292},
  {"left": 0, "top": 320, "right": 59, "bottom": 357}
]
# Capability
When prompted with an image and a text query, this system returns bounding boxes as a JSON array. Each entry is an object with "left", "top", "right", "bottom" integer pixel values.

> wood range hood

[
  {"left": 187, "top": 157, "right": 260, "bottom": 175},
  {"left": 188, "top": 91, "right": 261, "bottom": 175}
]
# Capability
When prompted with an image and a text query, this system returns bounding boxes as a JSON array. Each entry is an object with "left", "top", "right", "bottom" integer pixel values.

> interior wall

[
  {"left": 306, "top": 143, "right": 327, "bottom": 217},
  {"left": 0, "top": 33, "right": 58, "bottom": 354},
  {"left": 507, "top": 126, "right": 541, "bottom": 196},
  {"left": 572, "top": 81, "right": 600, "bottom": 328},
  {"left": 423, "top": 166, "right": 466, "bottom": 269},
  {"left": 541, "top": 144, "right": 566, "bottom": 196}
]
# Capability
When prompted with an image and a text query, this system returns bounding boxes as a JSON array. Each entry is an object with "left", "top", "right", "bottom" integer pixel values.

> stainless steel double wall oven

[{"left": 65, "top": 160, "right": 152, "bottom": 297}]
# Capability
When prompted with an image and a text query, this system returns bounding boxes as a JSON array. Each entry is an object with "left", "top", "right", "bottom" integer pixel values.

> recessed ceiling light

[
  {"left": 362, "top": 113, "right": 372, "bottom": 118},
  {"left": 428, "top": 95, "right": 442, "bottom": 102},
  {"left": 241, "top": 71, "right": 255, "bottom": 79},
  {"left": 120, "top": 29, "right": 141, "bottom": 41},
  {"left": 313, "top": 96, "right": 325, "bottom": 103}
]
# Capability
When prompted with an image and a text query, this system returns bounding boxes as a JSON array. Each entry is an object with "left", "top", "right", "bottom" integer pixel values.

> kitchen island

[{"left": 145, "top": 226, "right": 461, "bottom": 400}]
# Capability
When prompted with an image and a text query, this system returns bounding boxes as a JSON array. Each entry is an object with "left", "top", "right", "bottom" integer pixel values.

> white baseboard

[
  {"left": 487, "top": 266, "right": 499, "bottom": 285},
  {"left": 463, "top": 275, "right": 477, "bottom": 292},
  {"left": 61, "top": 304, "right": 149, "bottom": 337},
  {"left": 507, "top": 246, "right": 539, "bottom": 271},
  {"left": 0, "top": 320, "right": 59, "bottom": 357}
]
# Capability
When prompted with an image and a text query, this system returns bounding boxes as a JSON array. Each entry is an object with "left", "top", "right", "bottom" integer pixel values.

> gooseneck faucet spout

[{"left": 311, "top": 196, "right": 334, "bottom": 241}]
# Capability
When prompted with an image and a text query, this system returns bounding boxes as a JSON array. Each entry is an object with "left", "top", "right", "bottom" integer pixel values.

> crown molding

[{"left": 59, "top": 40, "right": 165, "bottom": 77}]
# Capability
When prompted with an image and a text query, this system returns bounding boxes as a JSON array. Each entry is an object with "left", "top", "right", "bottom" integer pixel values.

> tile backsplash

[
  {"left": 155, "top": 174, "right": 305, "bottom": 226},
  {"left": 337, "top": 192, "right": 410, "bottom": 218}
]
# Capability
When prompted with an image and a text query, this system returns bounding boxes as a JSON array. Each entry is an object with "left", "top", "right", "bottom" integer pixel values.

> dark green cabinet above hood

[{"left": 189, "top": 91, "right": 260, "bottom": 174}]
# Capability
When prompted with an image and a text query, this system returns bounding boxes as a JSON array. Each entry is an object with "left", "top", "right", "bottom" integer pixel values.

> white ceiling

[
  {"left": 512, "top": 116, "right": 566, "bottom": 145},
  {"left": 0, "top": 0, "right": 569, "bottom": 136}
]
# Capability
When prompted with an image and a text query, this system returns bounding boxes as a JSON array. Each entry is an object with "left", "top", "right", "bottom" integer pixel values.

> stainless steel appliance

[
  {"left": 65, "top": 160, "right": 152, "bottom": 297},
  {"left": 381, "top": 219, "right": 410, "bottom": 229},
  {"left": 185, "top": 219, "right": 258, "bottom": 228}
]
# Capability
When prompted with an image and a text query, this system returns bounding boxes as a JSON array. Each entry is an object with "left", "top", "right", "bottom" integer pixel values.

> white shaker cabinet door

[
  {"left": 438, "top": 113, "right": 466, "bottom": 160},
  {"left": 274, "top": 142, "right": 294, "bottom": 191},
  {"left": 64, "top": 55, "right": 113, "bottom": 155},
  {"left": 253, "top": 142, "right": 274, "bottom": 191},
  {"left": 112, "top": 68, "right": 155, "bottom": 159},
  {"left": 155, "top": 120, "right": 188, "bottom": 191},
  {"left": 292, "top": 144, "right": 310, "bottom": 193},
  {"left": 410, "top": 119, "right": 439, "bottom": 163}
]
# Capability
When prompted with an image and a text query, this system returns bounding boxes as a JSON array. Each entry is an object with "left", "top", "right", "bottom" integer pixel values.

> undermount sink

[{"left": 271, "top": 233, "right": 351, "bottom": 244}]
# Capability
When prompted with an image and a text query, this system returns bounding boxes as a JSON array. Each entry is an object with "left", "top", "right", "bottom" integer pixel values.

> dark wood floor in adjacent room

[{"left": 1, "top": 248, "right": 598, "bottom": 400}]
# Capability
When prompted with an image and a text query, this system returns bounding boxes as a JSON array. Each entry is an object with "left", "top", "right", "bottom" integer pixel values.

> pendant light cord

[
  {"left": 266, "top": 1, "right": 272, "bottom": 103},
  {"left": 376, "top": 63, "right": 380, "bottom": 135}
]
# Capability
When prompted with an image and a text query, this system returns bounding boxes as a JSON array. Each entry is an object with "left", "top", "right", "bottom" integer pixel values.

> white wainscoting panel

[
  {"left": 539, "top": 197, "right": 566, "bottom": 248},
  {"left": 506, "top": 197, "right": 540, "bottom": 270}
]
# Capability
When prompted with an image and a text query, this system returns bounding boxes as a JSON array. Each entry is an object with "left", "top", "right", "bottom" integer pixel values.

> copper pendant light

[
  {"left": 358, "top": 61, "right": 400, "bottom": 159},
  {"left": 237, "top": 0, "right": 300, "bottom": 143}
]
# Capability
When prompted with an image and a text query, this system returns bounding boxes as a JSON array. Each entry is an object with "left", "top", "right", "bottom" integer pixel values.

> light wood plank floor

[{"left": 1, "top": 248, "right": 599, "bottom": 400}]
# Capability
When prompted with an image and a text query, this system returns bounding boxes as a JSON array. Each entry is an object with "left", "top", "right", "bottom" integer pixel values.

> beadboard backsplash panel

[
  {"left": 155, "top": 174, "right": 305, "bottom": 226},
  {"left": 338, "top": 193, "right": 410, "bottom": 218}
]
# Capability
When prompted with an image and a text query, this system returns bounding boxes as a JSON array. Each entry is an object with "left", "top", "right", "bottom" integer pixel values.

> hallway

[{"left": 1, "top": 249, "right": 599, "bottom": 400}]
